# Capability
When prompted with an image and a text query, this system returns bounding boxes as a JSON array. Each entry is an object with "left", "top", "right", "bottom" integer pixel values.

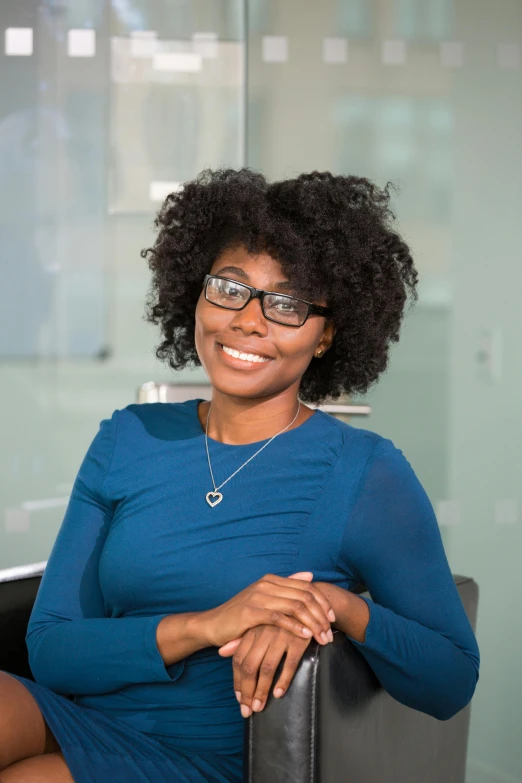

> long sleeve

[
  {"left": 335, "top": 436, "right": 480, "bottom": 721},
  {"left": 26, "top": 410, "right": 185, "bottom": 696}
]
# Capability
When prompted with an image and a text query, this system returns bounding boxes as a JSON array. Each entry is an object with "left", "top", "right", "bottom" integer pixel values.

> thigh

[
  {"left": 0, "top": 751, "right": 74, "bottom": 782},
  {"left": 0, "top": 672, "right": 61, "bottom": 771}
]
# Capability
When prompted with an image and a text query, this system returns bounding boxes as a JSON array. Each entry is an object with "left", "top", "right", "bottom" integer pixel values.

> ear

[{"left": 317, "top": 320, "right": 336, "bottom": 355}]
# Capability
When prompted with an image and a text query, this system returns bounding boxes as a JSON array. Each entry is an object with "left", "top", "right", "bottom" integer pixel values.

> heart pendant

[{"left": 206, "top": 491, "right": 223, "bottom": 507}]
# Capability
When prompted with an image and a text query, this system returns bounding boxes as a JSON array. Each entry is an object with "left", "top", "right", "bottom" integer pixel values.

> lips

[
  {"left": 217, "top": 343, "right": 273, "bottom": 361},
  {"left": 216, "top": 343, "right": 274, "bottom": 369}
]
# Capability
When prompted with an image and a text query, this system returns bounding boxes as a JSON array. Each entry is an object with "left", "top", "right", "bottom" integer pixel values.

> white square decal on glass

[
  {"left": 5, "top": 507, "right": 30, "bottom": 533},
  {"left": 153, "top": 52, "right": 202, "bottom": 72},
  {"left": 130, "top": 30, "right": 157, "bottom": 58},
  {"left": 68, "top": 29, "right": 96, "bottom": 57},
  {"left": 262, "top": 36, "right": 288, "bottom": 63},
  {"left": 498, "top": 44, "right": 520, "bottom": 69},
  {"left": 436, "top": 500, "right": 460, "bottom": 527},
  {"left": 323, "top": 37, "right": 347, "bottom": 64},
  {"left": 5, "top": 28, "right": 33, "bottom": 56},
  {"left": 382, "top": 40, "right": 406, "bottom": 66},
  {"left": 440, "top": 41, "right": 463, "bottom": 68},
  {"left": 149, "top": 181, "right": 183, "bottom": 202},
  {"left": 192, "top": 32, "right": 218, "bottom": 59}
]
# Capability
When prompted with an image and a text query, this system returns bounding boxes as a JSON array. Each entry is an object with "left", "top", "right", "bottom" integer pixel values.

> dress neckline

[{"left": 190, "top": 397, "right": 322, "bottom": 449}]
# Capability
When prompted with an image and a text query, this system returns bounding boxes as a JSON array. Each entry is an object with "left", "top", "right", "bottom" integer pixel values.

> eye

[
  {"left": 224, "top": 283, "right": 243, "bottom": 297},
  {"left": 273, "top": 299, "right": 299, "bottom": 312}
]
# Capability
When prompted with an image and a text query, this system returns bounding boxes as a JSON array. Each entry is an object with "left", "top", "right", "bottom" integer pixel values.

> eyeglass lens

[{"left": 206, "top": 277, "right": 309, "bottom": 326}]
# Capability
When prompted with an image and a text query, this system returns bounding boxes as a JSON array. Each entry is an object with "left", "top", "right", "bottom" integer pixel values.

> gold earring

[{"left": 316, "top": 350, "right": 323, "bottom": 358}]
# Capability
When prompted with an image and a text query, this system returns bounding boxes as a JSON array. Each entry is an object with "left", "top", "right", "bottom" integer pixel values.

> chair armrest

[
  {"left": 243, "top": 576, "right": 478, "bottom": 783},
  {"left": 0, "top": 572, "right": 43, "bottom": 679}
]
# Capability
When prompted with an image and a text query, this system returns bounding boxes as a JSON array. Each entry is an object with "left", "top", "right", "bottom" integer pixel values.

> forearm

[
  {"left": 346, "top": 600, "right": 479, "bottom": 720},
  {"left": 315, "top": 582, "right": 370, "bottom": 643},
  {"left": 318, "top": 585, "right": 478, "bottom": 720},
  {"left": 156, "top": 611, "right": 211, "bottom": 665},
  {"left": 27, "top": 612, "right": 211, "bottom": 695},
  {"left": 332, "top": 591, "right": 370, "bottom": 643}
]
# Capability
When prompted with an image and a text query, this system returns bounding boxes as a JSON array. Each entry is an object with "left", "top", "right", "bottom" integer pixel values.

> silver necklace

[{"left": 204, "top": 400, "right": 301, "bottom": 507}]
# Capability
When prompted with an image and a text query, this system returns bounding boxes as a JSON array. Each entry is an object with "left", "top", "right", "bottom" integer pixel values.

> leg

[
  {"left": 0, "top": 752, "right": 74, "bottom": 782},
  {"left": 0, "top": 672, "right": 61, "bottom": 771}
]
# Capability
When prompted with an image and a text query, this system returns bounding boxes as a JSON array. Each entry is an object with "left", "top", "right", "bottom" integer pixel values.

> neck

[{"left": 199, "top": 390, "right": 310, "bottom": 446}]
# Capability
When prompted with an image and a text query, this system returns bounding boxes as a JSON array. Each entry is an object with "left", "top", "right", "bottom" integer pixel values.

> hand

[
  {"left": 203, "top": 571, "right": 336, "bottom": 649},
  {"left": 217, "top": 573, "right": 335, "bottom": 717},
  {"left": 218, "top": 623, "right": 314, "bottom": 717}
]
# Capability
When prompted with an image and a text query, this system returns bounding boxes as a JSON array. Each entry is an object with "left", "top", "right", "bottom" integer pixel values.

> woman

[{"left": 0, "top": 168, "right": 480, "bottom": 782}]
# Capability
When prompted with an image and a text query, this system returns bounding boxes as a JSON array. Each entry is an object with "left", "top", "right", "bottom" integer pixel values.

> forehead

[
  {"left": 210, "top": 245, "right": 286, "bottom": 281},
  {"left": 210, "top": 247, "right": 293, "bottom": 291}
]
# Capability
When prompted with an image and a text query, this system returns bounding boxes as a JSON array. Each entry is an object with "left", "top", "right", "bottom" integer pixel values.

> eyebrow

[{"left": 214, "top": 265, "right": 296, "bottom": 292}]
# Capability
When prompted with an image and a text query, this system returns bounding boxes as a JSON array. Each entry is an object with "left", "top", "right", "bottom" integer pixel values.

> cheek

[
  {"left": 195, "top": 299, "right": 228, "bottom": 338},
  {"left": 278, "top": 325, "right": 321, "bottom": 359}
]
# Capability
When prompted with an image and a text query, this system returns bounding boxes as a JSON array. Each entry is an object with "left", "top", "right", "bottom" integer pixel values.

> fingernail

[
  {"left": 321, "top": 631, "right": 328, "bottom": 643},
  {"left": 328, "top": 609, "right": 336, "bottom": 622},
  {"left": 235, "top": 691, "right": 241, "bottom": 702},
  {"left": 241, "top": 704, "right": 252, "bottom": 718},
  {"left": 327, "top": 629, "right": 334, "bottom": 642},
  {"left": 302, "top": 627, "right": 312, "bottom": 637},
  {"left": 274, "top": 688, "right": 284, "bottom": 698},
  {"left": 252, "top": 699, "right": 262, "bottom": 711}
]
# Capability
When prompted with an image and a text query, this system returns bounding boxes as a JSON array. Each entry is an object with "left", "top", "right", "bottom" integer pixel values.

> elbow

[
  {"left": 433, "top": 657, "right": 480, "bottom": 722},
  {"left": 25, "top": 625, "right": 64, "bottom": 693},
  {"left": 26, "top": 643, "right": 54, "bottom": 691}
]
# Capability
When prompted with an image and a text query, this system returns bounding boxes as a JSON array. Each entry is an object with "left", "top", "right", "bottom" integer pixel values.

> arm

[
  {"left": 313, "top": 583, "right": 370, "bottom": 644},
  {"left": 334, "top": 437, "right": 480, "bottom": 721},
  {"left": 26, "top": 411, "right": 203, "bottom": 696}
]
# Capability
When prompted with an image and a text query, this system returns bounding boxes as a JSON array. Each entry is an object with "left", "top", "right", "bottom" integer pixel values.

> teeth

[{"left": 221, "top": 344, "right": 270, "bottom": 363}]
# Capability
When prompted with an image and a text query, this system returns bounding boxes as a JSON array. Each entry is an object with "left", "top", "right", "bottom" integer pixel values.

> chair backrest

[
  {"left": 244, "top": 575, "right": 479, "bottom": 783},
  {"left": 0, "top": 563, "right": 45, "bottom": 679},
  {"left": 136, "top": 381, "right": 372, "bottom": 418}
]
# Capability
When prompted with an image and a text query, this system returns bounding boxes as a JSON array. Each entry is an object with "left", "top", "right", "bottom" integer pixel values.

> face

[{"left": 194, "top": 245, "right": 335, "bottom": 401}]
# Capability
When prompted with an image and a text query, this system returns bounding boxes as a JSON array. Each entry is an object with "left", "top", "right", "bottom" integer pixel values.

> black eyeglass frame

[{"left": 203, "top": 274, "right": 333, "bottom": 327}]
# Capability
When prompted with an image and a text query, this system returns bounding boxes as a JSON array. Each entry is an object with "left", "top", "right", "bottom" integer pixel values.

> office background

[{"left": 1, "top": 1, "right": 521, "bottom": 781}]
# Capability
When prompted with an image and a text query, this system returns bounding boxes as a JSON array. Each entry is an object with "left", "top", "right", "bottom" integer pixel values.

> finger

[
  {"left": 230, "top": 631, "right": 258, "bottom": 706},
  {"left": 234, "top": 634, "right": 274, "bottom": 718},
  {"left": 271, "top": 639, "right": 309, "bottom": 701},
  {"left": 251, "top": 639, "right": 297, "bottom": 713},
  {"left": 265, "top": 573, "right": 336, "bottom": 623},
  {"left": 255, "top": 602, "right": 330, "bottom": 647},
  {"left": 289, "top": 573, "right": 335, "bottom": 621},
  {"left": 256, "top": 587, "right": 334, "bottom": 644},
  {"left": 218, "top": 638, "right": 242, "bottom": 656}
]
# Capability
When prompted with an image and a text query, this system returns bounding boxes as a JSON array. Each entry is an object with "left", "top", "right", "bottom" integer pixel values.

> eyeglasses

[{"left": 203, "top": 274, "right": 333, "bottom": 327}]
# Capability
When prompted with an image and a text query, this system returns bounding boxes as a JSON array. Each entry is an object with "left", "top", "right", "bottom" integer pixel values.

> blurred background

[{"left": 1, "top": 1, "right": 521, "bottom": 781}]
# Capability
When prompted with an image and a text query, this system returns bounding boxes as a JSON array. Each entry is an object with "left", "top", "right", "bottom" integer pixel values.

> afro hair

[{"left": 142, "top": 167, "right": 418, "bottom": 405}]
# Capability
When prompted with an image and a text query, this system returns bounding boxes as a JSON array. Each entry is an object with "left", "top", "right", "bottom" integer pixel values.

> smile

[{"left": 218, "top": 343, "right": 272, "bottom": 365}]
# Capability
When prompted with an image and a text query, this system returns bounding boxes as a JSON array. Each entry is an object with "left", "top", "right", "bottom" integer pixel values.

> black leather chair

[
  {"left": 1, "top": 566, "right": 478, "bottom": 782},
  {"left": 243, "top": 576, "right": 478, "bottom": 783}
]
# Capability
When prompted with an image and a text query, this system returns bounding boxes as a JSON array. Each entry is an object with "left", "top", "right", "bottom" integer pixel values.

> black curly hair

[{"left": 142, "top": 167, "right": 418, "bottom": 405}]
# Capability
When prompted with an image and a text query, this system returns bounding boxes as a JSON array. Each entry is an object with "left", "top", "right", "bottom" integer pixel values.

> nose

[{"left": 230, "top": 296, "right": 266, "bottom": 327}]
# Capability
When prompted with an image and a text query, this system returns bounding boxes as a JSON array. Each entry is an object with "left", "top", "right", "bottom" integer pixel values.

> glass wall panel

[
  {"left": 246, "top": 1, "right": 522, "bottom": 781},
  {"left": 0, "top": 0, "right": 244, "bottom": 569}
]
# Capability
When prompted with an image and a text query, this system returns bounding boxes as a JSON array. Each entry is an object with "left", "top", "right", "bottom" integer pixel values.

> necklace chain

[{"left": 204, "top": 400, "right": 301, "bottom": 503}]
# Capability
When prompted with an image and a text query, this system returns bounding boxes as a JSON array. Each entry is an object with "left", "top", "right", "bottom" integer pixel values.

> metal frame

[{"left": 137, "top": 382, "right": 371, "bottom": 416}]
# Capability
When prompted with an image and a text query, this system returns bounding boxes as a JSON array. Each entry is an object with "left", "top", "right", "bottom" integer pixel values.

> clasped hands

[{"left": 214, "top": 572, "right": 343, "bottom": 718}]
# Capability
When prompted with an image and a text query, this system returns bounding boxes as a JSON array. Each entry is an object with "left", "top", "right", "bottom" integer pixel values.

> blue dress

[{"left": 8, "top": 398, "right": 480, "bottom": 782}]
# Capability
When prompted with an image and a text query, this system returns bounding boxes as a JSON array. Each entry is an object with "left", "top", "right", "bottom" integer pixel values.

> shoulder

[
  {"left": 117, "top": 399, "right": 198, "bottom": 431},
  {"left": 96, "top": 399, "right": 200, "bottom": 449},
  {"left": 314, "top": 408, "right": 398, "bottom": 460},
  {"left": 314, "top": 409, "right": 418, "bottom": 486}
]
